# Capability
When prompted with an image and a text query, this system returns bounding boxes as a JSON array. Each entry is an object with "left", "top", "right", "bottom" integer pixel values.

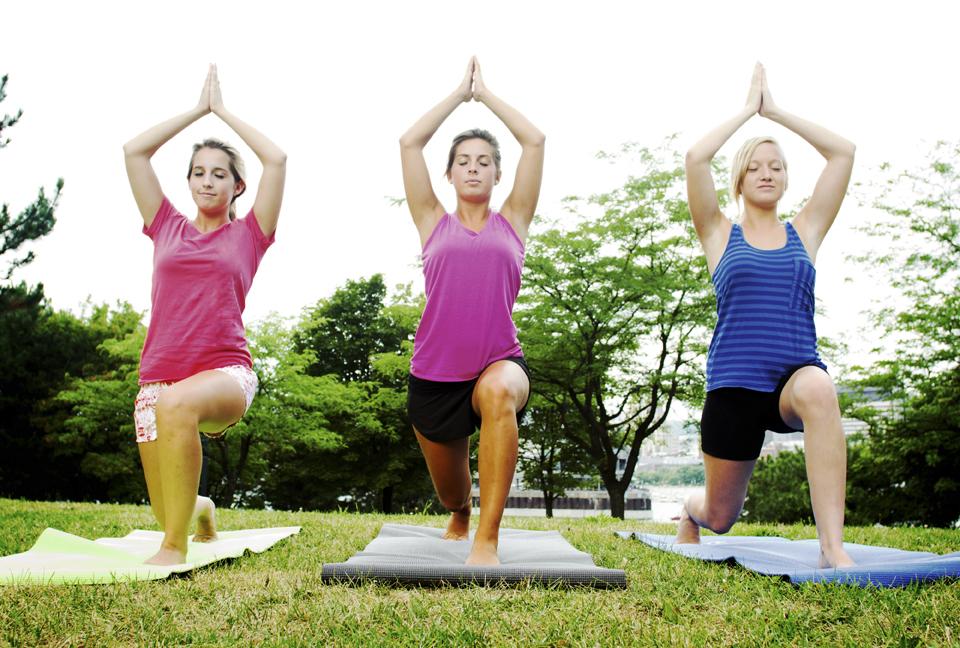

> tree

[
  {"left": 0, "top": 74, "right": 62, "bottom": 284},
  {"left": 516, "top": 146, "right": 716, "bottom": 518},
  {"left": 743, "top": 449, "right": 812, "bottom": 523},
  {"left": 0, "top": 73, "right": 69, "bottom": 499},
  {"left": 294, "top": 274, "right": 412, "bottom": 382},
  {"left": 269, "top": 279, "right": 432, "bottom": 512},
  {"left": 216, "top": 314, "right": 343, "bottom": 508},
  {"left": 843, "top": 141, "right": 960, "bottom": 526},
  {"left": 516, "top": 396, "right": 591, "bottom": 517},
  {"left": 50, "top": 309, "right": 147, "bottom": 502}
]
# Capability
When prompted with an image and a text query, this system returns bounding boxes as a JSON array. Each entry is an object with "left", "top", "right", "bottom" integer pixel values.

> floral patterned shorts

[{"left": 133, "top": 365, "right": 258, "bottom": 443}]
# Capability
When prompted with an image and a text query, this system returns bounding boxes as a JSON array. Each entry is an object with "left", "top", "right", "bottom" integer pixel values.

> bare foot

[
  {"left": 675, "top": 505, "right": 701, "bottom": 544},
  {"left": 442, "top": 507, "right": 470, "bottom": 541},
  {"left": 818, "top": 546, "right": 855, "bottom": 569},
  {"left": 145, "top": 545, "right": 187, "bottom": 566},
  {"left": 192, "top": 496, "right": 219, "bottom": 543},
  {"left": 465, "top": 540, "right": 500, "bottom": 566}
]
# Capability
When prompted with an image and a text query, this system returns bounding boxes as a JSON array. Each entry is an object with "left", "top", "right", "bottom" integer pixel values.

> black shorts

[
  {"left": 407, "top": 356, "right": 531, "bottom": 443},
  {"left": 700, "top": 365, "right": 816, "bottom": 461}
]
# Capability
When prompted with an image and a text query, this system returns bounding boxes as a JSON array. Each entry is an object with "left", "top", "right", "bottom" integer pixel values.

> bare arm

[
  {"left": 760, "top": 69, "right": 855, "bottom": 260},
  {"left": 399, "top": 59, "right": 473, "bottom": 242},
  {"left": 122, "top": 72, "right": 210, "bottom": 227},
  {"left": 473, "top": 60, "right": 545, "bottom": 241},
  {"left": 209, "top": 65, "right": 286, "bottom": 237},
  {"left": 685, "top": 63, "right": 762, "bottom": 271}
]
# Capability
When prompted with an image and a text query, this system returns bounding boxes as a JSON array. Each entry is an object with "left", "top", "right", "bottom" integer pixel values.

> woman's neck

[
  {"left": 193, "top": 209, "right": 230, "bottom": 232},
  {"left": 455, "top": 200, "right": 491, "bottom": 224},
  {"left": 740, "top": 203, "right": 779, "bottom": 229}
]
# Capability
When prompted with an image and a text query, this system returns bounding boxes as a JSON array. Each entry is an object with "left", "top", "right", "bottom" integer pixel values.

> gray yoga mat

[
  {"left": 322, "top": 524, "right": 626, "bottom": 588},
  {"left": 618, "top": 532, "right": 960, "bottom": 587}
]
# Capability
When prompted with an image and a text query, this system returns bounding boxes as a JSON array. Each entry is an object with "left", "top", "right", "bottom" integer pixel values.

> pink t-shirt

[
  {"left": 138, "top": 197, "right": 274, "bottom": 384},
  {"left": 410, "top": 212, "right": 524, "bottom": 381}
]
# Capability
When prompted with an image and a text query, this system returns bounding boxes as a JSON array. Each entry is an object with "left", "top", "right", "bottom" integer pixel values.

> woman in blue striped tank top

[{"left": 679, "top": 64, "right": 856, "bottom": 568}]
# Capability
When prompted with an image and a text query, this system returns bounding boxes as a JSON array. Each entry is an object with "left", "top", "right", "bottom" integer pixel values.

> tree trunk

[
  {"left": 545, "top": 492, "right": 554, "bottom": 518},
  {"left": 602, "top": 475, "right": 626, "bottom": 519},
  {"left": 381, "top": 485, "right": 394, "bottom": 514}
]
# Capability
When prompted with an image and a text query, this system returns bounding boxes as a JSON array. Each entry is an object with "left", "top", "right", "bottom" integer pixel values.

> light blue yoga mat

[{"left": 617, "top": 532, "right": 960, "bottom": 587}]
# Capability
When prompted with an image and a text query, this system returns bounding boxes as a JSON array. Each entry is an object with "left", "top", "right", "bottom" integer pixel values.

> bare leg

[
  {"left": 140, "top": 446, "right": 218, "bottom": 542},
  {"left": 414, "top": 430, "right": 472, "bottom": 540},
  {"left": 144, "top": 371, "right": 245, "bottom": 565},
  {"left": 138, "top": 441, "right": 165, "bottom": 529},
  {"left": 466, "top": 360, "right": 529, "bottom": 566},
  {"left": 678, "top": 453, "right": 755, "bottom": 543},
  {"left": 780, "top": 367, "right": 854, "bottom": 568}
]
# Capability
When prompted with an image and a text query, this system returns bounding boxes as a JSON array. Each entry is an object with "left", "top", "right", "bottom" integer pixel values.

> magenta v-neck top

[
  {"left": 410, "top": 212, "right": 525, "bottom": 381},
  {"left": 138, "top": 197, "right": 274, "bottom": 384}
]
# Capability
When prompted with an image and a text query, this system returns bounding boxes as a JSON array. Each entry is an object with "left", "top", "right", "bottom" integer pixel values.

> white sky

[{"left": 1, "top": 1, "right": 957, "bottom": 373}]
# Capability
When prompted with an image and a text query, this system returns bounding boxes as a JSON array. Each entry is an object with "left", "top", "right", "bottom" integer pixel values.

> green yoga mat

[{"left": 0, "top": 526, "right": 301, "bottom": 585}]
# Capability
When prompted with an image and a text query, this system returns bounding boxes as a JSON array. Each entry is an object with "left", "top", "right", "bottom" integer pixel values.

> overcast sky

[{"left": 2, "top": 1, "right": 957, "bottom": 373}]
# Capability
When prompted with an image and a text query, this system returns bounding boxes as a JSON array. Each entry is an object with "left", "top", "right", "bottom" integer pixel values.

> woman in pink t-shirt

[
  {"left": 400, "top": 57, "right": 545, "bottom": 565},
  {"left": 123, "top": 65, "right": 286, "bottom": 565}
]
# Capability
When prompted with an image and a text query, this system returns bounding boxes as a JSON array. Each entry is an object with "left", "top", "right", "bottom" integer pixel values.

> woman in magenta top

[
  {"left": 400, "top": 57, "right": 545, "bottom": 566},
  {"left": 123, "top": 65, "right": 286, "bottom": 565}
]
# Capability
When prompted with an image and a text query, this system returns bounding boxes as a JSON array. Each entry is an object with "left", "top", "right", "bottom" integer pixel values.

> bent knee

[
  {"left": 155, "top": 390, "right": 199, "bottom": 424},
  {"left": 474, "top": 380, "right": 521, "bottom": 415},
  {"left": 438, "top": 492, "right": 471, "bottom": 513},
  {"left": 791, "top": 370, "right": 839, "bottom": 414},
  {"left": 703, "top": 514, "right": 738, "bottom": 535}
]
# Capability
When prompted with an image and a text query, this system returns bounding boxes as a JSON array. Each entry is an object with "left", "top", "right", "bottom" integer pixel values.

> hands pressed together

[
  {"left": 456, "top": 56, "right": 490, "bottom": 104},
  {"left": 745, "top": 62, "right": 779, "bottom": 119},
  {"left": 196, "top": 64, "right": 227, "bottom": 116}
]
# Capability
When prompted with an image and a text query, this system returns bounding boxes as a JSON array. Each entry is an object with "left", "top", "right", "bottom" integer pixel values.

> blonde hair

[
  {"left": 187, "top": 138, "right": 246, "bottom": 221},
  {"left": 729, "top": 136, "right": 788, "bottom": 213}
]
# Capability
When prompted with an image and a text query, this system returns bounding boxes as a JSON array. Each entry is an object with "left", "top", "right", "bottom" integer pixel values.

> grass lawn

[{"left": 1, "top": 498, "right": 958, "bottom": 647}]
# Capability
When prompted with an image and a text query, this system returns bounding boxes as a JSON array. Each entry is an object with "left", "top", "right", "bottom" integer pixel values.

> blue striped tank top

[{"left": 706, "top": 222, "right": 826, "bottom": 392}]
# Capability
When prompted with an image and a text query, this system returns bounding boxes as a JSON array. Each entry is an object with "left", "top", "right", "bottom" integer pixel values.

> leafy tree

[
  {"left": 267, "top": 280, "right": 432, "bottom": 512},
  {"left": 843, "top": 141, "right": 960, "bottom": 526},
  {"left": 294, "top": 274, "right": 412, "bottom": 382},
  {"left": 517, "top": 397, "right": 593, "bottom": 517},
  {"left": 743, "top": 449, "right": 812, "bottom": 523},
  {"left": 215, "top": 315, "right": 343, "bottom": 508},
  {"left": 0, "top": 74, "right": 62, "bottom": 283},
  {"left": 516, "top": 146, "right": 716, "bottom": 518},
  {"left": 0, "top": 73, "right": 70, "bottom": 499},
  {"left": 51, "top": 311, "right": 146, "bottom": 502}
]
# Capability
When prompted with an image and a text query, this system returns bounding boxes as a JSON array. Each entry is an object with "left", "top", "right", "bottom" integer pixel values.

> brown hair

[
  {"left": 445, "top": 129, "right": 501, "bottom": 176},
  {"left": 187, "top": 138, "right": 246, "bottom": 221}
]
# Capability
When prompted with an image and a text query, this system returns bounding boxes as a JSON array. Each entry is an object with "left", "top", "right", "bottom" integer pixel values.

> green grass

[{"left": 1, "top": 498, "right": 958, "bottom": 647}]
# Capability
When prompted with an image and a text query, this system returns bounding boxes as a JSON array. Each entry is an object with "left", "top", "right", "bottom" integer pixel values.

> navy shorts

[
  {"left": 407, "top": 356, "right": 531, "bottom": 442},
  {"left": 700, "top": 365, "right": 819, "bottom": 461}
]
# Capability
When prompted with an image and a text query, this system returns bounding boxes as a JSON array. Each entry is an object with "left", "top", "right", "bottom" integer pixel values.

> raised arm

[
  {"left": 399, "top": 59, "right": 474, "bottom": 242},
  {"left": 209, "top": 65, "right": 287, "bottom": 237},
  {"left": 472, "top": 60, "right": 545, "bottom": 241},
  {"left": 759, "top": 68, "right": 855, "bottom": 261},
  {"left": 685, "top": 64, "right": 762, "bottom": 271},
  {"left": 123, "top": 70, "right": 210, "bottom": 227}
]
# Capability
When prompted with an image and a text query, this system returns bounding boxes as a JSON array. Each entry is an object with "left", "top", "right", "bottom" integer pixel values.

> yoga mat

[
  {"left": 322, "top": 523, "right": 626, "bottom": 588},
  {"left": 617, "top": 532, "right": 960, "bottom": 587},
  {"left": 0, "top": 526, "right": 300, "bottom": 585}
]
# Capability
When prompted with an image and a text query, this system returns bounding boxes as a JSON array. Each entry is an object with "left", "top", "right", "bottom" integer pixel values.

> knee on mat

[
  {"left": 703, "top": 512, "right": 738, "bottom": 535},
  {"left": 438, "top": 493, "right": 471, "bottom": 513}
]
